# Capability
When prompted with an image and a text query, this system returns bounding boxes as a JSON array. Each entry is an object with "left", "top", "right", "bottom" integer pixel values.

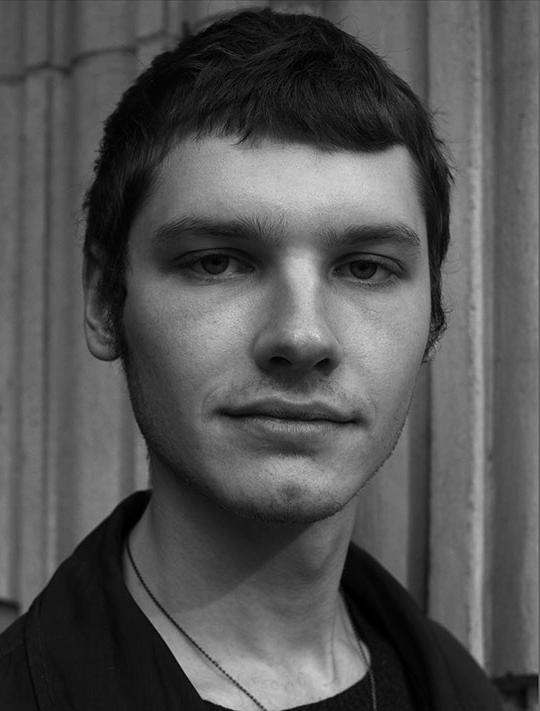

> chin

[
  {"left": 220, "top": 500, "right": 348, "bottom": 525},
  {"left": 208, "top": 480, "right": 357, "bottom": 525}
]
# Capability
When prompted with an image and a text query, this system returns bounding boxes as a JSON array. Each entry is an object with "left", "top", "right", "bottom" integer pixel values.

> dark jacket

[{"left": 0, "top": 491, "right": 502, "bottom": 710}]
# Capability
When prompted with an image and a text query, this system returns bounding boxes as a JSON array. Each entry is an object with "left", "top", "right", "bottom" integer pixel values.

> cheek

[
  {"left": 121, "top": 285, "right": 245, "bottom": 393},
  {"left": 351, "top": 293, "right": 430, "bottom": 401}
]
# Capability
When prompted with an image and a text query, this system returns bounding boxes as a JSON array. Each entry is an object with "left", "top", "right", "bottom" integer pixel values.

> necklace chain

[{"left": 126, "top": 538, "right": 377, "bottom": 711}]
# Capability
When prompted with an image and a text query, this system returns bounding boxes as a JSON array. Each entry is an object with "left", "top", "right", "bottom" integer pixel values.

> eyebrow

[
  {"left": 152, "top": 215, "right": 421, "bottom": 251},
  {"left": 153, "top": 215, "right": 287, "bottom": 248},
  {"left": 321, "top": 222, "right": 421, "bottom": 250}
]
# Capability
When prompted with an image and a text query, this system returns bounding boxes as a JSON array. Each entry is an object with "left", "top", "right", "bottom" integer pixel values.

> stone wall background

[{"left": 0, "top": 1, "right": 537, "bottom": 708}]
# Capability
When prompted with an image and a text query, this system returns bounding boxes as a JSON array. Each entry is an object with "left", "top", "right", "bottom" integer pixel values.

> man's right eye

[
  {"left": 197, "top": 254, "right": 233, "bottom": 275},
  {"left": 179, "top": 252, "right": 254, "bottom": 279}
]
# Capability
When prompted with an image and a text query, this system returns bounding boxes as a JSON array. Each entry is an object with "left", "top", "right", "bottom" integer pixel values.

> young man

[{"left": 0, "top": 9, "right": 502, "bottom": 710}]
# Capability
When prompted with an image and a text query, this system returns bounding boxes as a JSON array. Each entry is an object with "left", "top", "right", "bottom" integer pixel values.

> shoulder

[
  {"left": 0, "top": 615, "right": 40, "bottom": 710},
  {"left": 427, "top": 619, "right": 504, "bottom": 710},
  {"left": 344, "top": 545, "right": 503, "bottom": 710}
]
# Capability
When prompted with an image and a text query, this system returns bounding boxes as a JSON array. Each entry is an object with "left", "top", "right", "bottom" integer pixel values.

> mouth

[{"left": 222, "top": 399, "right": 357, "bottom": 424}]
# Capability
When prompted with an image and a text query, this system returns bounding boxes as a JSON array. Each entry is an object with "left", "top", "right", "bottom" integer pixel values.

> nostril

[
  {"left": 269, "top": 355, "right": 293, "bottom": 367},
  {"left": 267, "top": 354, "right": 336, "bottom": 374},
  {"left": 319, "top": 358, "right": 331, "bottom": 367},
  {"left": 315, "top": 357, "right": 336, "bottom": 375}
]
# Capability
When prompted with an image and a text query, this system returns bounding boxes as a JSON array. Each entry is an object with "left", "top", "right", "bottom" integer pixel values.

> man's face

[{"left": 119, "top": 137, "right": 430, "bottom": 523}]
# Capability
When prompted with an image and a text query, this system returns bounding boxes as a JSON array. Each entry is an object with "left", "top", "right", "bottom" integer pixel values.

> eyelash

[
  {"left": 176, "top": 251, "right": 400, "bottom": 286},
  {"left": 332, "top": 260, "right": 398, "bottom": 286},
  {"left": 178, "top": 253, "right": 254, "bottom": 280}
]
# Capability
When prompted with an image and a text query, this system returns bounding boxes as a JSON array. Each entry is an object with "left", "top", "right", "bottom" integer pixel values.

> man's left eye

[
  {"left": 336, "top": 259, "right": 393, "bottom": 282},
  {"left": 348, "top": 260, "right": 379, "bottom": 280}
]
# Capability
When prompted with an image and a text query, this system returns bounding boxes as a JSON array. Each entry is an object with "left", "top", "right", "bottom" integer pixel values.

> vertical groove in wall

[
  {"left": 45, "top": 0, "right": 75, "bottom": 577},
  {"left": 480, "top": 0, "right": 496, "bottom": 672},
  {"left": 426, "top": 0, "right": 490, "bottom": 658},
  {"left": 0, "top": 0, "right": 24, "bottom": 604},
  {"left": 490, "top": 0, "right": 539, "bottom": 677},
  {"left": 17, "top": 0, "right": 53, "bottom": 607},
  {"left": 43, "top": 62, "right": 55, "bottom": 585},
  {"left": 19, "top": 64, "right": 48, "bottom": 607},
  {"left": 467, "top": 1, "right": 486, "bottom": 664}
]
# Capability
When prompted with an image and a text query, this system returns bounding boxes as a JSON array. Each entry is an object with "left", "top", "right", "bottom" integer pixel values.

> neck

[{"left": 129, "top": 464, "right": 359, "bottom": 660}]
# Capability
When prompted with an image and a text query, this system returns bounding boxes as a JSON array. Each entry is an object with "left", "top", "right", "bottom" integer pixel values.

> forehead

[{"left": 135, "top": 136, "right": 426, "bottom": 244}]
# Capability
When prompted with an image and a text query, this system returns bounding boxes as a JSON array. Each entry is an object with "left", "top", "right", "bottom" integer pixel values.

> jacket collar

[{"left": 25, "top": 491, "right": 462, "bottom": 711}]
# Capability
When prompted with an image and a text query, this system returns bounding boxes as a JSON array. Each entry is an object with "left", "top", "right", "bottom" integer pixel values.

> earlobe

[{"left": 83, "top": 251, "right": 119, "bottom": 362}]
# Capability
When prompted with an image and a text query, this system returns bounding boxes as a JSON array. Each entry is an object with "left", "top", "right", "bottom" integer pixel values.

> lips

[{"left": 222, "top": 399, "right": 356, "bottom": 424}]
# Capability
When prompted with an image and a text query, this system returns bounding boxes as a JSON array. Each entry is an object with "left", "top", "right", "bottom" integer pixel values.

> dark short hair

[{"left": 83, "top": 8, "right": 452, "bottom": 357}]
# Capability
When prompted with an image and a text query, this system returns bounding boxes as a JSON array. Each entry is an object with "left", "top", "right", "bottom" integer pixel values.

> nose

[{"left": 252, "top": 264, "right": 343, "bottom": 377}]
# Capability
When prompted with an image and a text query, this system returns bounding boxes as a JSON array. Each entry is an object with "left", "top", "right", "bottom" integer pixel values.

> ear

[{"left": 83, "top": 250, "right": 119, "bottom": 361}]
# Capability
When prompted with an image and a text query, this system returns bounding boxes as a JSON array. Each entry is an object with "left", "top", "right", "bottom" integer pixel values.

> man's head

[
  {"left": 83, "top": 8, "right": 451, "bottom": 359},
  {"left": 83, "top": 9, "right": 452, "bottom": 523}
]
